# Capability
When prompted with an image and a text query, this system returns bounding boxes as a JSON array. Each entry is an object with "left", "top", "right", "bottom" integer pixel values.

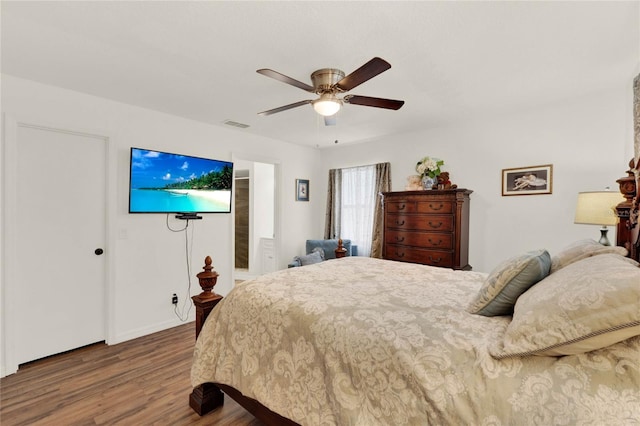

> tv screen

[{"left": 129, "top": 147, "right": 233, "bottom": 214}]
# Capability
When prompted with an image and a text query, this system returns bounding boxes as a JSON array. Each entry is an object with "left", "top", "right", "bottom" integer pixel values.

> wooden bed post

[
  {"left": 335, "top": 238, "right": 347, "bottom": 258},
  {"left": 189, "top": 256, "right": 225, "bottom": 416},
  {"left": 188, "top": 257, "right": 301, "bottom": 424},
  {"left": 616, "top": 159, "right": 640, "bottom": 262}
]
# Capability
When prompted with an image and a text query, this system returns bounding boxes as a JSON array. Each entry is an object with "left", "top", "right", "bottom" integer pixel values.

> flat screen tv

[{"left": 129, "top": 147, "right": 233, "bottom": 214}]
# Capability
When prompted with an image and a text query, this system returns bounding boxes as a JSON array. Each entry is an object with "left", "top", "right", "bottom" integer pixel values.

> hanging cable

[
  {"left": 173, "top": 219, "right": 195, "bottom": 321},
  {"left": 166, "top": 213, "right": 195, "bottom": 321},
  {"left": 166, "top": 213, "right": 188, "bottom": 232}
]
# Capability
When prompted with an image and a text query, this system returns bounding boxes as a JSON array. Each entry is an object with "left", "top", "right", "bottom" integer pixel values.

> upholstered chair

[{"left": 288, "top": 239, "right": 357, "bottom": 267}]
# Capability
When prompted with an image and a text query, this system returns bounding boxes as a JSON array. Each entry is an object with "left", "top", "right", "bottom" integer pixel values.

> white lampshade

[
  {"left": 574, "top": 191, "right": 624, "bottom": 226},
  {"left": 312, "top": 94, "right": 341, "bottom": 116}
]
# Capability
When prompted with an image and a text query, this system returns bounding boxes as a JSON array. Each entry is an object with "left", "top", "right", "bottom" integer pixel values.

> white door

[{"left": 12, "top": 124, "right": 106, "bottom": 365}]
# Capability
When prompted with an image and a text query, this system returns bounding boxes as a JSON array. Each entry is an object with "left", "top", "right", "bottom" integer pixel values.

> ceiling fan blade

[
  {"left": 257, "top": 69, "right": 315, "bottom": 92},
  {"left": 258, "top": 100, "right": 313, "bottom": 116},
  {"left": 324, "top": 115, "right": 337, "bottom": 126},
  {"left": 335, "top": 57, "right": 391, "bottom": 92},
  {"left": 343, "top": 95, "right": 404, "bottom": 110}
]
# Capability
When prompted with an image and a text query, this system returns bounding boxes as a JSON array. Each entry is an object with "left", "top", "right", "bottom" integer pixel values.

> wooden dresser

[{"left": 382, "top": 189, "right": 472, "bottom": 270}]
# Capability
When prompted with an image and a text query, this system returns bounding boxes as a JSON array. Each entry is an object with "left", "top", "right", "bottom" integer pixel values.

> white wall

[
  {"left": 320, "top": 84, "right": 634, "bottom": 273},
  {"left": 1, "top": 75, "right": 322, "bottom": 375}
]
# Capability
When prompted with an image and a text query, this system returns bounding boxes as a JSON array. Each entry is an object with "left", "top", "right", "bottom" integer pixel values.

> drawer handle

[
  {"left": 397, "top": 204, "right": 406, "bottom": 210},
  {"left": 395, "top": 236, "right": 405, "bottom": 242},
  {"left": 428, "top": 221, "right": 443, "bottom": 229},
  {"left": 428, "top": 256, "right": 442, "bottom": 263},
  {"left": 428, "top": 238, "right": 442, "bottom": 246},
  {"left": 429, "top": 203, "right": 444, "bottom": 211},
  {"left": 395, "top": 220, "right": 405, "bottom": 226},
  {"left": 395, "top": 251, "right": 405, "bottom": 258}
]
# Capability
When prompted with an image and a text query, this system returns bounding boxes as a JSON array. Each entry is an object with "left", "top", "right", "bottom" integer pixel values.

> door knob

[{"left": 95, "top": 248, "right": 104, "bottom": 255}]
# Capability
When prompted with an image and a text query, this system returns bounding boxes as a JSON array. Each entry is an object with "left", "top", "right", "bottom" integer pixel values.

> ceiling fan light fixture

[
  {"left": 313, "top": 94, "right": 341, "bottom": 116},
  {"left": 257, "top": 58, "right": 403, "bottom": 122}
]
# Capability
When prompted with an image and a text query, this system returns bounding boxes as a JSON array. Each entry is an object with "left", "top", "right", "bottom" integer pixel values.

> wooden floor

[{"left": 0, "top": 323, "right": 262, "bottom": 425}]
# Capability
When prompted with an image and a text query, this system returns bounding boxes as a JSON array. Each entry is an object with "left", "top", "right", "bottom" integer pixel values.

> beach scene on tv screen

[{"left": 130, "top": 148, "right": 232, "bottom": 213}]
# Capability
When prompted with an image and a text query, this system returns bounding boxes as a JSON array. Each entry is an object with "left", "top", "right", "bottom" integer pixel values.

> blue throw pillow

[
  {"left": 294, "top": 248, "right": 325, "bottom": 266},
  {"left": 467, "top": 249, "right": 551, "bottom": 316}
]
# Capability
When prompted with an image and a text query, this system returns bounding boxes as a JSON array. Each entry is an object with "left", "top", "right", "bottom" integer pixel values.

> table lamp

[{"left": 574, "top": 190, "right": 624, "bottom": 246}]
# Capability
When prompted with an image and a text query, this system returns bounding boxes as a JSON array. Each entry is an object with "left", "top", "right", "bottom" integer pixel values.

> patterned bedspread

[{"left": 191, "top": 257, "right": 640, "bottom": 425}]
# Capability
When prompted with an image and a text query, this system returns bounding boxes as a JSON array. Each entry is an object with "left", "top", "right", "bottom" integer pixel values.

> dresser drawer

[
  {"left": 386, "top": 200, "right": 454, "bottom": 214},
  {"left": 386, "top": 201, "right": 418, "bottom": 213},
  {"left": 384, "top": 230, "right": 453, "bottom": 249},
  {"left": 384, "top": 245, "right": 454, "bottom": 268},
  {"left": 385, "top": 214, "right": 454, "bottom": 232},
  {"left": 416, "top": 201, "right": 453, "bottom": 214}
]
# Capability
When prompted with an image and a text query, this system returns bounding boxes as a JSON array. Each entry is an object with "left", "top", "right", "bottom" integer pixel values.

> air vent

[{"left": 223, "top": 120, "right": 250, "bottom": 129}]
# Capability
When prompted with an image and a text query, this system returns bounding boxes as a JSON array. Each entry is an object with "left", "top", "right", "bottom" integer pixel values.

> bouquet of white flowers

[{"left": 416, "top": 156, "right": 444, "bottom": 178}]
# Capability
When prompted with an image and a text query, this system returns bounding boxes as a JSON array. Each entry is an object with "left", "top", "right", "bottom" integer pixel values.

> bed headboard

[
  {"left": 617, "top": 74, "right": 640, "bottom": 262},
  {"left": 616, "top": 158, "right": 640, "bottom": 262},
  {"left": 617, "top": 75, "right": 640, "bottom": 261}
]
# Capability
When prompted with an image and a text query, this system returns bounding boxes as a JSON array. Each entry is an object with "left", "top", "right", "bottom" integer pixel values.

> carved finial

[
  {"left": 196, "top": 256, "right": 219, "bottom": 298},
  {"left": 335, "top": 238, "right": 347, "bottom": 258},
  {"left": 203, "top": 256, "right": 213, "bottom": 272}
]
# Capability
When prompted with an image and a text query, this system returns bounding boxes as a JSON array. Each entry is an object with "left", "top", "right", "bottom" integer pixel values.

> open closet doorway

[
  {"left": 233, "top": 158, "right": 279, "bottom": 282},
  {"left": 234, "top": 169, "right": 250, "bottom": 272}
]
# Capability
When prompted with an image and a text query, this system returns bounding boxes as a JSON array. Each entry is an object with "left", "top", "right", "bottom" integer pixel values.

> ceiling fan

[{"left": 256, "top": 57, "right": 404, "bottom": 125}]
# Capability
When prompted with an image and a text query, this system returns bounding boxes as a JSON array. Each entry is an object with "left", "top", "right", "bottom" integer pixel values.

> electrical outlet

[{"left": 172, "top": 293, "right": 178, "bottom": 305}]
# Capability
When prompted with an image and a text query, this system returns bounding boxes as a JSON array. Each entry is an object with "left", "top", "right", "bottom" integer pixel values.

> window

[
  {"left": 340, "top": 165, "right": 376, "bottom": 257},
  {"left": 325, "top": 162, "right": 390, "bottom": 258}
]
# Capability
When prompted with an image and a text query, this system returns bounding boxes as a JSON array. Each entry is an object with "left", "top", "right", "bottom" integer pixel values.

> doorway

[
  {"left": 234, "top": 170, "right": 249, "bottom": 270},
  {"left": 232, "top": 158, "right": 278, "bottom": 281},
  {"left": 3, "top": 121, "right": 107, "bottom": 372}
]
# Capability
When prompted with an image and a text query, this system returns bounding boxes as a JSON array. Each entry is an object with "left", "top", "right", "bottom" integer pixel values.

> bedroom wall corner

[
  {"left": 1, "top": 112, "right": 7, "bottom": 377},
  {"left": 1, "top": 113, "right": 23, "bottom": 376}
]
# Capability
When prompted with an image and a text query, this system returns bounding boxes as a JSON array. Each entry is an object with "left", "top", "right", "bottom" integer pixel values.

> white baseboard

[
  {"left": 234, "top": 270, "right": 258, "bottom": 281},
  {"left": 109, "top": 317, "right": 194, "bottom": 345}
]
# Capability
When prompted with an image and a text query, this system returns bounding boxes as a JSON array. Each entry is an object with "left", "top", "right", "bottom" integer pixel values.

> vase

[{"left": 422, "top": 175, "right": 436, "bottom": 190}]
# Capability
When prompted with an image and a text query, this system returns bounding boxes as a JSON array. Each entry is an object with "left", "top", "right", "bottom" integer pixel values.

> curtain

[
  {"left": 324, "top": 162, "right": 391, "bottom": 258},
  {"left": 324, "top": 168, "right": 342, "bottom": 239},
  {"left": 370, "top": 162, "right": 391, "bottom": 258}
]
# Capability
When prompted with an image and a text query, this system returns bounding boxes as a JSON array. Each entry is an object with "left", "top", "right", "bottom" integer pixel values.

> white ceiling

[{"left": 2, "top": 1, "right": 638, "bottom": 149}]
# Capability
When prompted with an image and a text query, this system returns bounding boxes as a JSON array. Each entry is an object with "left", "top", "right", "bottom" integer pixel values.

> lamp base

[{"left": 598, "top": 227, "right": 611, "bottom": 246}]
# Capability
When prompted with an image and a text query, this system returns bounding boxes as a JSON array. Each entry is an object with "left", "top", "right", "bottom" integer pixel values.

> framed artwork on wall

[
  {"left": 296, "top": 179, "right": 309, "bottom": 201},
  {"left": 502, "top": 164, "right": 553, "bottom": 196}
]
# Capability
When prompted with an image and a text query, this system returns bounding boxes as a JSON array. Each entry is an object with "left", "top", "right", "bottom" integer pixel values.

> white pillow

[
  {"left": 490, "top": 253, "right": 640, "bottom": 358},
  {"left": 550, "top": 239, "right": 627, "bottom": 273}
]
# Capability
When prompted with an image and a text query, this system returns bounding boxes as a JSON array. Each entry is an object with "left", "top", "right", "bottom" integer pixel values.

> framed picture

[
  {"left": 296, "top": 179, "right": 309, "bottom": 201},
  {"left": 502, "top": 164, "right": 553, "bottom": 196}
]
